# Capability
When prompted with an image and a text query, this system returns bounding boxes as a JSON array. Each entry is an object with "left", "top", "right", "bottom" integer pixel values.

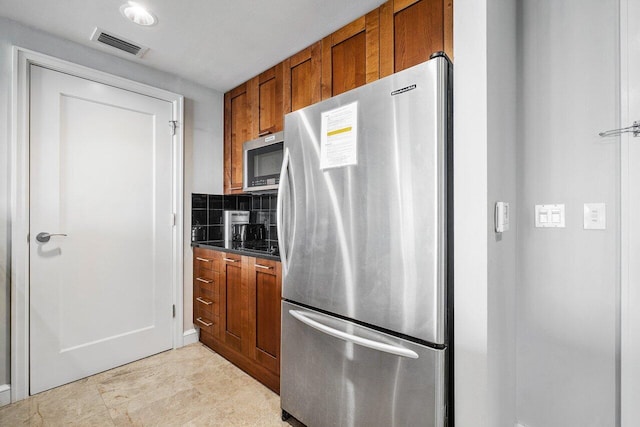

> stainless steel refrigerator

[{"left": 277, "top": 54, "right": 452, "bottom": 427}]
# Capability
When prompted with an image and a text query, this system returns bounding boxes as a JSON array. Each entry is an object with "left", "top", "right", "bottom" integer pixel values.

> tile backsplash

[{"left": 191, "top": 193, "right": 278, "bottom": 248}]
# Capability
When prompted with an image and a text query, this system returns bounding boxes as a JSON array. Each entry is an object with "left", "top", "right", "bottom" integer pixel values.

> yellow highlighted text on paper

[{"left": 327, "top": 126, "right": 352, "bottom": 137}]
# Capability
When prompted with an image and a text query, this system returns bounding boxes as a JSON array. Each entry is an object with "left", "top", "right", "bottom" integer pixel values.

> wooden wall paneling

[
  {"left": 394, "top": 0, "right": 444, "bottom": 72},
  {"left": 224, "top": 83, "right": 250, "bottom": 194},
  {"left": 283, "top": 41, "right": 322, "bottom": 113}
]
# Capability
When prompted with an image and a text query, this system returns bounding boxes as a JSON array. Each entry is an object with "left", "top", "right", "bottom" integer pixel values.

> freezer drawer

[{"left": 281, "top": 302, "right": 447, "bottom": 427}]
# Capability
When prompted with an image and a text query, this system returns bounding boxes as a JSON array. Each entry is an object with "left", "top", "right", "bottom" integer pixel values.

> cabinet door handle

[
  {"left": 229, "top": 186, "right": 243, "bottom": 190},
  {"left": 196, "top": 277, "right": 213, "bottom": 283},
  {"left": 196, "top": 297, "right": 213, "bottom": 306},
  {"left": 254, "top": 264, "right": 272, "bottom": 270},
  {"left": 223, "top": 257, "right": 238, "bottom": 263},
  {"left": 196, "top": 317, "right": 213, "bottom": 327},
  {"left": 196, "top": 257, "right": 211, "bottom": 262}
]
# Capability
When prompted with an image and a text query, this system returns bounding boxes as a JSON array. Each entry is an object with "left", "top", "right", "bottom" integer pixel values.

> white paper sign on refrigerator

[{"left": 320, "top": 102, "right": 358, "bottom": 170}]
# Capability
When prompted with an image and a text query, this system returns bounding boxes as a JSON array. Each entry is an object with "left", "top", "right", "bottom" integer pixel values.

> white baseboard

[
  {"left": 183, "top": 328, "right": 198, "bottom": 346},
  {"left": 0, "top": 384, "right": 10, "bottom": 407}
]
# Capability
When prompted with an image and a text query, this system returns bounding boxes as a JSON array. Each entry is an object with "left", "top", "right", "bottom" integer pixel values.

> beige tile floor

[{"left": 0, "top": 343, "right": 302, "bottom": 426}]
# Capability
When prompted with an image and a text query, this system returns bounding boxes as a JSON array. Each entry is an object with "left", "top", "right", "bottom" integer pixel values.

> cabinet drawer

[
  {"left": 221, "top": 253, "right": 242, "bottom": 265},
  {"left": 195, "top": 314, "right": 220, "bottom": 338},
  {"left": 194, "top": 268, "right": 215, "bottom": 283},
  {"left": 252, "top": 258, "right": 278, "bottom": 271},
  {"left": 194, "top": 249, "right": 219, "bottom": 271},
  {"left": 195, "top": 283, "right": 220, "bottom": 317}
]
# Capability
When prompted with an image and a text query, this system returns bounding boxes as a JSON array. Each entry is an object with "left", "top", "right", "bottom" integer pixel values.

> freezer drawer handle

[{"left": 289, "top": 310, "right": 419, "bottom": 359}]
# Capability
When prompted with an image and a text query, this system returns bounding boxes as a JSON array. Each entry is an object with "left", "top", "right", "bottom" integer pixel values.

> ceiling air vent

[{"left": 90, "top": 27, "right": 149, "bottom": 58}]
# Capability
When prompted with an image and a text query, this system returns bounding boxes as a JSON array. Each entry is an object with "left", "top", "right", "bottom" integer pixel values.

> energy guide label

[{"left": 320, "top": 102, "right": 358, "bottom": 170}]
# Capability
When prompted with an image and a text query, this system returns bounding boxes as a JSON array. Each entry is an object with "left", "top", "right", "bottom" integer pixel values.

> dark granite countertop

[{"left": 191, "top": 240, "right": 280, "bottom": 262}]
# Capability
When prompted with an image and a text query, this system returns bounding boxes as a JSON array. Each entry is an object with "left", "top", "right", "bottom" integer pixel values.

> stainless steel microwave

[{"left": 243, "top": 131, "right": 284, "bottom": 193}]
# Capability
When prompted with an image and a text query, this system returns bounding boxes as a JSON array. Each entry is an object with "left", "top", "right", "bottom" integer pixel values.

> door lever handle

[{"left": 36, "top": 232, "right": 68, "bottom": 243}]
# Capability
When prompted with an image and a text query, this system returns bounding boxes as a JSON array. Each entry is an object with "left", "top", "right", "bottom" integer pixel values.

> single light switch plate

[
  {"left": 495, "top": 201, "right": 510, "bottom": 233},
  {"left": 535, "top": 204, "right": 565, "bottom": 228},
  {"left": 584, "top": 203, "right": 606, "bottom": 230}
]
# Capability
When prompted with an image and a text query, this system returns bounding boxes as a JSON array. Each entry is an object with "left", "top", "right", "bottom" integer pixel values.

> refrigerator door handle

[
  {"left": 289, "top": 310, "right": 419, "bottom": 359},
  {"left": 277, "top": 148, "right": 293, "bottom": 272}
]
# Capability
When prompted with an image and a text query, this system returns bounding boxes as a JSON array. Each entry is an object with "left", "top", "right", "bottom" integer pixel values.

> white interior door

[
  {"left": 622, "top": 0, "right": 640, "bottom": 424},
  {"left": 29, "top": 65, "right": 174, "bottom": 394}
]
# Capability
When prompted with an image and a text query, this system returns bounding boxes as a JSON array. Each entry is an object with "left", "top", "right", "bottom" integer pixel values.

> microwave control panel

[{"left": 250, "top": 177, "right": 279, "bottom": 186}]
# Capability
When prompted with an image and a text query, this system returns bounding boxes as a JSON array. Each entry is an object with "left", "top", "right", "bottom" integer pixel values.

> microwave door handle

[
  {"left": 277, "top": 148, "right": 293, "bottom": 273},
  {"left": 243, "top": 144, "right": 249, "bottom": 192}
]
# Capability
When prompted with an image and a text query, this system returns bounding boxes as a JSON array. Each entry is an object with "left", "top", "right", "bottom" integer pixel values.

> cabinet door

[
  {"left": 224, "top": 83, "right": 251, "bottom": 194},
  {"left": 321, "top": 9, "right": 380, "bottom": 99},
  {"left": 283, "top": 42, "right": 322, "bottom": 113},
  {"left": 248, "top": 258, "right": 282, "bottom": 374},
  {"left": 220, "top": 253, "right": 248, "bottom": 353},
  {"left": 250, "top": 64, "right": 284, "bottom": 137},
  {"left": 380, "top": 0, "right": 452, "bottom": 77}
]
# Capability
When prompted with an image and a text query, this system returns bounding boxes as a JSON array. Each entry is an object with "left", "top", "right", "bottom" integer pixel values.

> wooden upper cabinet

[
  {"left": 283, "top": 41, "right": 322, "bottom": 113},
  {"left": 321, "top": 10, "right": 380, "bottom": 99},
  {"left": 380, "top": 0, "right": 453, "bottom": 77},
  {"left": 224, "top": 83, "right": 251, "bottom": 194},
  {"left": 222, "top": 0, "right": 453, "bottom": 194},
  {"left": 249, "top": 64, "right": 284, "bottom": 137}
]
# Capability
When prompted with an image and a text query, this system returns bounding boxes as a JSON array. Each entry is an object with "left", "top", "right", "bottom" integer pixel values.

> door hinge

[
  {"left": 172, "top": 304, "right": 176, "bottom": 318},
  {"left": 169, "top": 120, "right": 177, "bottom": 136}
]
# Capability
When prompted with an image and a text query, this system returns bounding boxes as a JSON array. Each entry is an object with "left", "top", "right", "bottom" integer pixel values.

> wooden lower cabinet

[
  {"left": 220, "top": 253, "right": 246, "bottom": 353},
  {"left": 247, "top": 258, "right": 282, "bottom": 375},
  {"left": 193, "top": 247, "right": 282, "bottom": 393}
]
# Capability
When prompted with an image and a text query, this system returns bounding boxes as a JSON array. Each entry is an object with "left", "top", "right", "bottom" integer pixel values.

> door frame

[
  {"left": 10, "top": 47, "right": 185, "bottom": 402},
  {"left": 621, "top": 0, "right": 634, "bottom": 424}
]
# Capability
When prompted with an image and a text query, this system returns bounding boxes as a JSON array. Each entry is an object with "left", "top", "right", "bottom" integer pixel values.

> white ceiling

[{"left": 0, "top": 0, "right": 386, "bottom": 92}]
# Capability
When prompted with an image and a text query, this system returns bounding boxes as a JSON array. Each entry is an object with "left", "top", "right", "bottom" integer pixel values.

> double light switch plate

[{"left": 535, "top": 204, "right": 565, "bottom": 228}]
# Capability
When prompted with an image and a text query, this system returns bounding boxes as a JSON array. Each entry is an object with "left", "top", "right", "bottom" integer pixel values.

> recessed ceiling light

[{"left": 120, "top": 2, "right": 157, "bottom": 26}]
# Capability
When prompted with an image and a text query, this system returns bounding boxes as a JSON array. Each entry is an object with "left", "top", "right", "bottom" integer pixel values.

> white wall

[
  {"left": 454, "top": 0, "right": 518, "bottom": 425},
  {"left": 0, "top": 17, "right": 224, "bottom": 386},
  {"left": 453, "top": 0, "right": 489, "bottom": 423},
  {"left": 487, "top": 0, "right": 518, "bottom": 425},
  {"left": 515, "top": 1, "right": 619, "bottom": 426}
]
